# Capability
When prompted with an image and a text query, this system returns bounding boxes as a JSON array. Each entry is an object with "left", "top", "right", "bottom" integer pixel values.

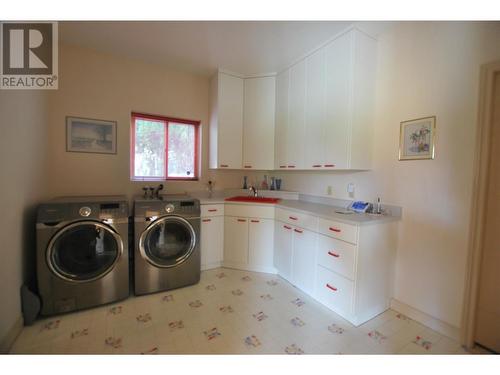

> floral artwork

[
  {"left": 244, "top": 335, "right": 261, "bottom": 348},
  {"left": 253, "top": 311, "right": 268, "bottom": 322},
  {"left": 70, "top": 328, "right": 89, "bottom": 339},
  {"left": 108, "top": 306, "right": 123, "bottom": 315},
  {"left": 216, "top": 272, "right": 226, "bottom": 279},
  {"left": 136, "top": 313, "right": 152, "bottom": 323},
  {"left": 396, "top": 313, "right": 411, "bottom": 322},
  {"left": 399, "top": 116, "right": 436, "bottom": 160},
  {"left": 219, "top": 305, "right": 234, "bottom": 313},
  {"left": 141, "top": 347, "right": 159, "bottom": 354},
  {"left": 189, "top": 300, "right": 203, "bottom": 308},
  {"left": 368, "top": 330, "right": 387, "bottom": 344},
  {"left": 413, "top": 336, "right": 432, "bottom": 350},
  {"left": 204, "top": 327, "right": 221, "bottom": 340},
  {"left": 161, "top": 294, "right": 174, "bottom": 303},
  {"left": 266, "top": 280, "right": 278, "bottom": 286},
  {"left": 231, "top": 289, "right": 244, "bottom": 296},
  {"left": 328, "top": 324, "right": 345, "bottom": 334},
  {"left": 241, "top": 276, "right": 252, "bottom": 282},
  {"left": 285, "top": 344, "right": 304, "bottom": 355},
  {"left": 105, "top": 337, "right": 122, "bottom": 349},
  {"left": 206, "top": 284, "right": 216, "bottom": 291},
  {"left": 291, "top": 298, "right": 305, "bottom": 307},
  {"left": 260, "top": 294, "right": 273, "bottom": 301},
  {"left": 40, "top": 320, "right": 60, "bottom": 331},
  {"left": 168, "top": 320, "right": 184, "bottom": 331},
  {"left": 290, "top": 317, "right": 305, "bottom": 327}
]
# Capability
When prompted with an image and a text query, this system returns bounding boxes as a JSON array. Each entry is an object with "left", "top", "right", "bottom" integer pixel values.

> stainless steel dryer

[
  {"left": 36, "top": 196, "right": 130, "bottom": 316},
  {"left": 134, "top": 195, "right": 200, "bottom": 295}
]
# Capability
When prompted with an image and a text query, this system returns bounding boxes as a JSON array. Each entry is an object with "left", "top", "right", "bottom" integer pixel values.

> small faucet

[
  {"left": 154, "top": 184, "right": 164, "bottom": 199},
  {"left": 249, "top": 186, "right": 258, "bottom": 197}
]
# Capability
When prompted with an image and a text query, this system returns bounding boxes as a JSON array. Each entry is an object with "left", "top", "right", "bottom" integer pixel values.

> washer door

[
  {"left": 139, "top": 216, "right": 196, "bottom": 268},
  {"left": 47, "top": 221, "right": 123, "bottom": 282}
]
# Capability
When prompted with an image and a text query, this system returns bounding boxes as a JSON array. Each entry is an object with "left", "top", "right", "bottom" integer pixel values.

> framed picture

[
  {"left": 66, "top": 116, "right": 117, "bottom": 154},
  {"left": 399, "top": 116, "right": 436, "bottom": 160}
]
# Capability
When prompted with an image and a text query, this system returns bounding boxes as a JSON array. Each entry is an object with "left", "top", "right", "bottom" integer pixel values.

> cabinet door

[
  {"left": 292, "top": 227, "right": 317, "bottom": 295},
  {"left": 223, "top": 216, "right": 249, "bottom": 265},
  {"left": 287, "top": 60, "right": 306, "bottom": 169},
  {"left": 200, "top": 216, "right": 224, "bottom": 270},
  {"left": 275, "top": 69, "right": 290, "bottom": 170},
  {"left": 218, "top": 72, "right": 244, "bottom": 169},
  {"left": 324, "top": 31, "right": 352, "bottom": 169},
  {"left": 248, "top": 218, "right": 275, "bottom": 270},
  {"left": 304, "top": 48, "right": 326, "bottom": 169},
  {"left": 274, "top": 221, "right": 294, "bottom": 281},
  {"left": 243, "top": 76, "right": 276, "bottom": 170}
]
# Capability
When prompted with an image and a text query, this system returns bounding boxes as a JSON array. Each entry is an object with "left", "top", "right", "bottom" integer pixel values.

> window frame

[{"left": 130, "top": 112, "right": 200, "bottom": 181}]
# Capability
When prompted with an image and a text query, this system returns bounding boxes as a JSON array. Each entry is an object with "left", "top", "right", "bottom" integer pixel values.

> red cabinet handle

[
  {"left": 326, "top": 284, "right": 338, "bottom": 292},
  {"left": 250, "top": 219, "right": 260, "bottom": 223},
  {"left": 324, "top": 164, "right": 335, "bottom": 167},
  {"left": 279, "top": 165, "right": 287, "bottom": 168},
  {"left": 294, "top": 229, "right": 303, "bottom": 233},
  {"left": 288, "top": 165, "right": 296, "bottom": 168},
  {"left": 220, "top": 164, "right": 228, "bottom": 168},
  {"left": 202, "top": 219, "right": 211, "bottom": 222},
  {"left": 208, "top": 209, "right": 217, "bottom": 212},
  {"left": 244, "top": 165, "right": 252, "bottom": 168},
  {"left": 237, "top": 219, "right": 246, "bottom": 222},
  {"left": 329, "top": 227, "right": 341, "bottom": 233},
  {"left": 283, "top": 225, "right": 292, "bottom": 230},
  {"left": 312, "top": 165, "right": 321, "bottom": 168},
  {"left": 328, "top": 251, "right": 340, "bottom": 258},
  {"left": 289, "top": 216, "right": 298, "bottom": 221}
]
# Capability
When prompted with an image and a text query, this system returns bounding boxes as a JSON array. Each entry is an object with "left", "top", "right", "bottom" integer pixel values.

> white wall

[
  {"left": 0, "top": 90, "right": 48, "bottom": 351},
  {"left": 276, "top": 21, "right": 500, "bottom": 328},
  {"left": 46, "top": 45, "right": 252, "bottom": 198}
]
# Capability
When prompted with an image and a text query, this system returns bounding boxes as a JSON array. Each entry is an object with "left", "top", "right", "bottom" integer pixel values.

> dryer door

[
  {"left": 47, "top": 221, "right": 123, "bottom": 282},
  {"left": 139, "top": 216, "right": 196, "bottom": 268}
]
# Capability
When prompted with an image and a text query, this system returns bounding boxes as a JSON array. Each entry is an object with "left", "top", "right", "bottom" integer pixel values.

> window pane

[
  {"left": 167, "top": 123, "right": 195, "bottom": 178},
  {"left": 134, "top": 119, "right": 165, "bottom": 178}
]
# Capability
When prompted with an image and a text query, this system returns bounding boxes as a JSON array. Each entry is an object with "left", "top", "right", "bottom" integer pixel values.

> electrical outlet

[{"left": 327, "top": 186, "right": 333, "bottom": 196}]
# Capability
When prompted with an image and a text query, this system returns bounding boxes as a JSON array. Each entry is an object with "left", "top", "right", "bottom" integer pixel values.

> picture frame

[
  {"left": 66, "top": 116, "right": 117, "bottom": 154},
  {"left": 398, "top": 116, "right": 436, "bottom": 160}
]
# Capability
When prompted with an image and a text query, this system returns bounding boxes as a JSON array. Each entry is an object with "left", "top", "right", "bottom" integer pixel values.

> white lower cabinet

[
  {"left": 315, "top": 265, "right": 354, "bottom": 318},
  {"left": 200, "top": 204, "right": 224, "bottom": 270},
  {"left": 224, "top": 216, "right": 249, "bottom": 266},
  {"left": 291, "top": 227, "right": 317, "bottom": 296},
  {"left": 274, "top": 221, "right": 294, "bottom": 282},
  {"left": 248, "top": 218, "right": 275, "bottom": 271}
]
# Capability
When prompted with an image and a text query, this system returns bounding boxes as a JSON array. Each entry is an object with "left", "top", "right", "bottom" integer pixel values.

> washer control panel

[
  {"left": 79, "top": 206, "right": 92, "bottom": 217},
  {"left": 165, "top": 203, "right": 175, "bottom": 213}
]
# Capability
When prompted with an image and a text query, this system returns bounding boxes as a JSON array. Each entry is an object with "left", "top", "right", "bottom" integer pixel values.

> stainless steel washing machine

[
  {"left": 134, "top": 195, "right": 200, "bottom": 295},
  {"left": 36, "top": 196, "right": 130, "bottom": 316}
]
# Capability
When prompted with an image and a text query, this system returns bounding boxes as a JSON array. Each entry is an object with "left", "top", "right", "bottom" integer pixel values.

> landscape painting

[
  {"left": 399, "top": 116, "right": 436, "bottom": 160},
  {"left": 66, "top": 117, "right": 117, "bottom": 154}
]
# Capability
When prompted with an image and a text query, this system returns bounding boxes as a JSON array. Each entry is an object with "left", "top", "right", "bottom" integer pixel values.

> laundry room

[{"left": 1, "top": 1, "right": 500, "bottom": 372}]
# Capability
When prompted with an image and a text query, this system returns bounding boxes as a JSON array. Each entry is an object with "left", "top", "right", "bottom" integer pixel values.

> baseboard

[
  {"left": 201, "top": 262, "right": 222, "bottom": 271},
  {"left": 390, "top": 298, "right": 460, "bottom": 341},
  {"left": 0, "top": 315, "right": 24, "bottom": 353},
  {"left": 221, "top": 262, "right": 278, "bottom": 275}
]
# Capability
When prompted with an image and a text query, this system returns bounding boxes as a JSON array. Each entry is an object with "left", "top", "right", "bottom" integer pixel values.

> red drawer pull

[
  {"left": 326, "top": 284, "right": 338, "bottom": 292},
  {"left": 329, "top": 227, "right": 341, "bottom": 233},
  {"left": 324, "top": 164, "right": 335, "bottom": 167},
  {"left": 312, "top": 164, "right": 321, "bottom": 168},
  {"left": 288, "top": 165, "right": 296, "bottom": 168},
  {"left": 244, "top": 165, "right": 252, "bottom": 168},
  {"left": 294, "top": 229, "right": 303, "bottom": 233},
  {"left": 283, "top": 225, "right": 292, "bottom": 230},
  {"left": 237, "top": 219, "right": 247, "bottom": 223},
  {"left": 250, "top": 219, "right": 260, "bottom": 223},
  {"left": 202, "top": 219, "right": 211, "bottom": 222},
  {"left": 279, "top": 165, "right": 287, "bottom": 168},
  {"left": 328, "top": 251, "right": 340, "bottom": 258},
  {"left": 208, "top": 209, "right": 218, "bottom": 212},
  {"left": 289, "top": 216, "right": 298, "bottom": 221},
  {"left": 220, "top": 164, "right": 229, "bottom": 168}
]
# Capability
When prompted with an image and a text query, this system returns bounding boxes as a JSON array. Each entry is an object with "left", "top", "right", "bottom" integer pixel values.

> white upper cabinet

[
  {"left": 209, "top": 72, "right": 244, "bottom": 169},
  {"left": 242, "top": 76, "right": 276, "bottom": 170},
  {"left": 274, "top": 70, "right": 289, "bottom": 170}
]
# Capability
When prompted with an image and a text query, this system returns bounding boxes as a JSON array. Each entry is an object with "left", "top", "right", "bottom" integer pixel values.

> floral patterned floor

[{"left": 10, "top": 268, "right": 468, "bottom": 354}]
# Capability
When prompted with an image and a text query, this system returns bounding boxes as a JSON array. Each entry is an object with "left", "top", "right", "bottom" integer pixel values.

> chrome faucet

[{"left": 249, "top": 186, "right": 258, "bottom": 197}]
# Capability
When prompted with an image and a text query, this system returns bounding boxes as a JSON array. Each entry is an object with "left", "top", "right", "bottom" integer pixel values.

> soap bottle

[
  {"left": 261, "top": 175, "right": 269, "bottom": 190},
  {"left": 243, "top": 176, "right": 248, "bottom": 189}
]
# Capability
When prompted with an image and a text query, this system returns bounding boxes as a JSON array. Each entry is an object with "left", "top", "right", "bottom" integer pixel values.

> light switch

[{"left": 347, "top": 183, "right": 355, "bottom": 198}]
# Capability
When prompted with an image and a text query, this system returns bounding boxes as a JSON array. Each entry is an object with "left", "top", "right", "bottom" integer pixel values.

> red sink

[{"left": 225, "top": 196, "right": 281, "bottom": 204}]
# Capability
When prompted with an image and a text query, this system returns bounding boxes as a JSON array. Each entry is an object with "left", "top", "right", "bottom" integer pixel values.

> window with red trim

[{"left": 131, "top": 112, "right": 200, "bottom": 181}]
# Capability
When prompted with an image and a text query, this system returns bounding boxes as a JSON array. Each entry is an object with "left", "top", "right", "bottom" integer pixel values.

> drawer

[
  {"left": 276, "top": 207, "right": 318, "bottom": 232},
  {"left": 201, "top": 204, "right": 224, "bottom": 217},
  {"left": 318, "top": 217, "right": 358, "bottom": 244},
  {"left": 317, "top": 234, "right": 356, "bottom": 280},
  {"left": 315, "top": 265, "right": 354, "bottom": 317},
  {"left": 224, "top": 203, "right": 275, "bottom": 219}
]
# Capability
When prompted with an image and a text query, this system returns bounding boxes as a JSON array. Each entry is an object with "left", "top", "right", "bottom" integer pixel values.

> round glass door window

[
  {"left": 140, "top": 216, "right": 195, "bottom": 268},
  {"left": 47, "top": 221, "right": 122, "bottom": 282}
]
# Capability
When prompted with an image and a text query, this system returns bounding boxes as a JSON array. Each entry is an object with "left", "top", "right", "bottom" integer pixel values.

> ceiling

[{"left": 59, "top": 21, "right": 355, "bottom": 76}]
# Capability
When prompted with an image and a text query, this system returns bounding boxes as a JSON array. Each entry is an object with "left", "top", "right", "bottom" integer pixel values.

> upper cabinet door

[
  {"left": 287, "top": 60, "right": 307, "bottom": 169},
  {"left": 275, "top": 70, "right": 290, "bottom": 170},
  {"left": 304, "top": 48, "right": 326, "bottom": 169},
  {"left": 324, "top": 31, "right": 353, "bottom": 170},
  {"left": 243, "top": 76, "right": 276, "bottom": 170},
  {"left": 209, "top": 72, "right": 244, "bottom": 169}
]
